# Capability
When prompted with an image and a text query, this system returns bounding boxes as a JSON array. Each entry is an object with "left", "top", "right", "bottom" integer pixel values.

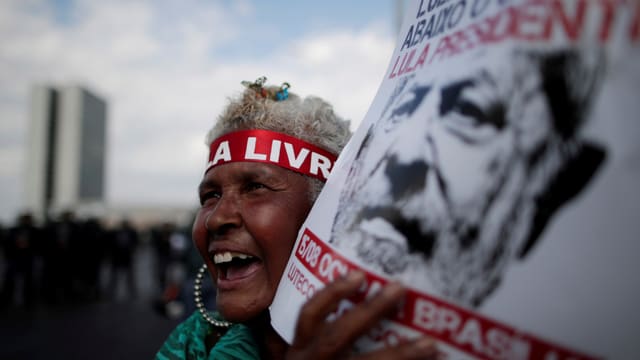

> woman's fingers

[
  {"left": 289, "top": 271, "right": 439, "bottom": 360},
  {"left": 292, "top": 271, "right": 366, "bottom": 347},
  {"left": 318, "top": 281, "right": 406, "bottom": 351}
]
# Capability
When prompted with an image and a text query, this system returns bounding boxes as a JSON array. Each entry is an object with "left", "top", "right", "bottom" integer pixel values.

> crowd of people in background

[{"left": 0, "top": 211, "right": 196, "bottom": 318}]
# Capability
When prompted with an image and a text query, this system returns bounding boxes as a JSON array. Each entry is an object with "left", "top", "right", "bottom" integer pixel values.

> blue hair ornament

[
  {"left": 275, "top": 82, "right": 290, "bottom": 101},
  {"left": 241, "top": 77, "right": 290, "bottom": 101}
]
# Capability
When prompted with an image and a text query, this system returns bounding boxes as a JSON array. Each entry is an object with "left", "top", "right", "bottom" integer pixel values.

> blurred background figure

[
  {"left": 41, "top": 211, "right": 80, "bottom": 305},
  {"left": 0, "top": 212, "right": 40, "bottom": 308},
  {"left": 151, "top": 222, "right": 174, "bottom": 295},
  {"left": 151, "top": 220, "right": 195, "bottom": 319},
  {"left": 76, "top": 217, "right": 108, "bottom": 302},
  {"left": 108, "top": 219, "right": 139, "bottom": 301}
]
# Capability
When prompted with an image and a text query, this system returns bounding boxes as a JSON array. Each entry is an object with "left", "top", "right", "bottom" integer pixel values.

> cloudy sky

[{"left": 0, "top": 0, "right": 404, "bottom": 223}]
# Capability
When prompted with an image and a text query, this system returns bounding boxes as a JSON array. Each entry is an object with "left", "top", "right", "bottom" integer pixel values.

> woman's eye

[
  {"left": 200, "top": 191, "right": 221, "bottom": 205},
  {"left": 246, "top": 182, "right": 266, "bottom": 192}
]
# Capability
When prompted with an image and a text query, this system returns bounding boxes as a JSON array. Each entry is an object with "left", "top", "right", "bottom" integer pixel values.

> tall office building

[{"left": 26, "top": 85, "right": 107, "bottom": 221}]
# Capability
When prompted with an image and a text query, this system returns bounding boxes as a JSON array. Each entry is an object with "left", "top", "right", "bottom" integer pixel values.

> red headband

[{"left": 206, "top": 130, "right": 338, "bottom": 182}]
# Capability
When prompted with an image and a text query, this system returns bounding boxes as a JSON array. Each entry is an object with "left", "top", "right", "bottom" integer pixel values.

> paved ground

[
  {"left": 0, "top": 300, "right": 181, "bottom": 360},
  {"left": 0, "top": 242, "right": 187, "bottom": 360}
]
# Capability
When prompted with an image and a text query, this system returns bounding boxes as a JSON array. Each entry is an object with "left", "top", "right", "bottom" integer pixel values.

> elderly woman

[{"left": 156, "top": 78, "right": 436, "bottom": 359}]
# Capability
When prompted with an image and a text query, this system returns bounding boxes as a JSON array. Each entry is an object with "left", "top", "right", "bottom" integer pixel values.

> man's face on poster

[{"left": 331, "top": 51, "right": 598, "bottom": 307}]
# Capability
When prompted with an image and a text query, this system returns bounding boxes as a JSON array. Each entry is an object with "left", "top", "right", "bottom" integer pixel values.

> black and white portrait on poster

[
  {"left": 330, "top": 47, "right": 607, "bottom": 308},
  {"left": 271, "top": 1, "right": 640, "bottom": 358}
]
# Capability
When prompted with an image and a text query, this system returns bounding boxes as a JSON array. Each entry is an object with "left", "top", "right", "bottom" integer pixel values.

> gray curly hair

[{"left": 205, "top": 81, "right": 352, "bottom": 201}]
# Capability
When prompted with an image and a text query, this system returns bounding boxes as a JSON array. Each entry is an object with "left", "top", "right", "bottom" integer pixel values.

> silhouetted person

[
  {"left": 75, "top": 217, "right": 108, "bottom": 301},
  {"left": 108, "top": 219, "right": 139, "bottom": 300},
  {"left": 1, "top": 212, "right": 40, "bottom": 308},
  {"left": 41, "top": 211, "right": 81, "bottom": 304},
  {"left": 151, "top": 222, "right": 174, "bottom": 294},
  {"left": 0, "top": 222, "right": 5, "bottom": 273}
]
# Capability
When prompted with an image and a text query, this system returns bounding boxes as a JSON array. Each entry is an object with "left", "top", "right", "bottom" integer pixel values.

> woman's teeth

[{"left": 213, "top": 251, "right": 252, "bottom": 264}]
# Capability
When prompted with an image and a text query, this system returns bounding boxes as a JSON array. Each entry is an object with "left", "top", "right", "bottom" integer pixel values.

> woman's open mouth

[{"left": 213, "top": 251, "right": 261, "bottom": 286}]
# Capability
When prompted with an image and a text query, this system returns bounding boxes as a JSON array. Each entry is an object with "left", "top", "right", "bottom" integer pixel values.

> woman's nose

[{"left": 205, "top": 193, "right": 242, "bottom": 235}]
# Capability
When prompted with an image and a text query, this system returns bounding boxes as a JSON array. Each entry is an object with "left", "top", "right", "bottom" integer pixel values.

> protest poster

[{"left": 270, "top": 0, "right": 640, "bottom": 358}]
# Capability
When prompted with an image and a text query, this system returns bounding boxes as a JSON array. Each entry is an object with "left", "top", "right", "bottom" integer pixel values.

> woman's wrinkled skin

[{"left": 194, "top": 161, "right": 438, "bottom": 359}]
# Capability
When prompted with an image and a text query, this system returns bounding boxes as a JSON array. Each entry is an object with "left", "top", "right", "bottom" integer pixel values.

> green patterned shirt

[{"left": 156, "top": 311, "right": 261, "bottom": 360}]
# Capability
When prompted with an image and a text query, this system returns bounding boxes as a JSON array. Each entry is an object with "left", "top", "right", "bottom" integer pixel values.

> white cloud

[
  {"left": 281, "top": 25, "right": 395, "bottom": 125},
  {"left": 0, "top": 0, "right": 395, "bottom": 222}
]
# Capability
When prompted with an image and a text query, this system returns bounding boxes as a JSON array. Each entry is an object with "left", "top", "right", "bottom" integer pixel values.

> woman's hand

[{"left": 285, "top": 271, "right": 438, "bottom": 360}]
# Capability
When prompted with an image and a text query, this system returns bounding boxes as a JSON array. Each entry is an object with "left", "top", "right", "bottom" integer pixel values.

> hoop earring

[{"left": 194, "top": 263, "right": 232, "bottom": 328}]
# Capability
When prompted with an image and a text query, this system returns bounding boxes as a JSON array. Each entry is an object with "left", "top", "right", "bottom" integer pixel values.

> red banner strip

[
  {"left": 294, "top": 227, "right": 599, "bottom": 360},
  {"left": 207, "top": 130, "right": 337, "bottom": 182}
]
